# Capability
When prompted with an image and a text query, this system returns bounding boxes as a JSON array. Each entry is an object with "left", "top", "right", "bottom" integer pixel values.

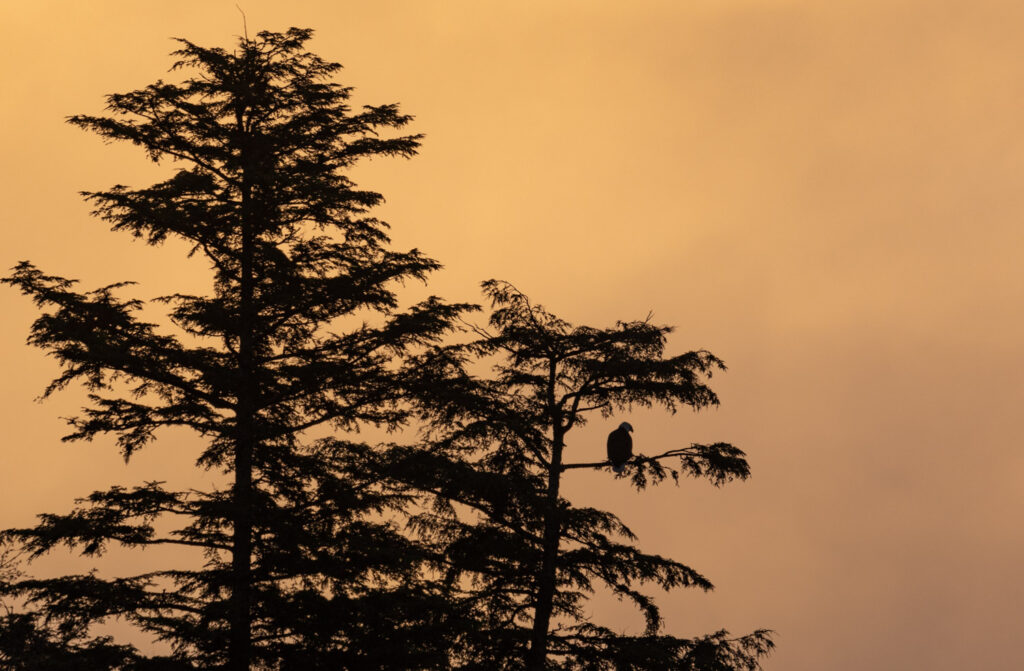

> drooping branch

[
  {"left": 561, "top": 451, "right": 684, "bottom": 471},
  {"left": 560, "top": 442, "right": 751, "bottom": 485}
]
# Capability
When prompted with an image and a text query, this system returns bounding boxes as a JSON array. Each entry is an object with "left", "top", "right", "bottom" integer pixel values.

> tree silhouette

[
  {"left": 0, "top": 28, "right": 469, "bottom": 670},
  {"left": 394, "top": 281, "right": 773, "bottom": 669}
]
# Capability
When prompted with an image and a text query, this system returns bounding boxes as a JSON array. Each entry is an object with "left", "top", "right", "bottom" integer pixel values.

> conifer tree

[
  {"left": 0, "top": 28, "right": 467, "bottom": 670},
  {"left": 395, "top": 281, "right": 773, "bottom": 670}
]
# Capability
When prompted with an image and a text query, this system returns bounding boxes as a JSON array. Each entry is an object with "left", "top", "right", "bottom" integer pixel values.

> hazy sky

[{"left": 3, "top": 2, "right": 1024, "bottom": 669}]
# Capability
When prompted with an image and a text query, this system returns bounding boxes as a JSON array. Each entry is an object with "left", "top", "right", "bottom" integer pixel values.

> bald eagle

[{"left": 607, "top": 422, "right": 634, "bottom": 473}]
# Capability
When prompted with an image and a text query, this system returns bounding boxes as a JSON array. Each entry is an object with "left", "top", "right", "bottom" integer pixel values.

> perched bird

[{"left": 607, "top": 422, "right": 634, "bottom": 473}]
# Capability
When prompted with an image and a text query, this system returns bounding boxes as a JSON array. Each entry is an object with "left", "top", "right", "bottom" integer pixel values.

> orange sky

[{"left": 3, "top": 2, "right": 1024, "bottom": 669}]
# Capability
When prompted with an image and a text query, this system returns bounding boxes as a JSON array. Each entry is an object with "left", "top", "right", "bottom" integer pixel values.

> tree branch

[{"left": 560, "top": 447, "right": 708, "bottom": 472}]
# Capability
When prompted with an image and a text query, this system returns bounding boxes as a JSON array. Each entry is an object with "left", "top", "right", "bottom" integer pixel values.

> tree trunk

[
  {"left": 526, "top": 450, "right": 562, "bottom": 670},
  {"left": 527, "top": 361, "right": 564, "bottom": 670},
  {"left": 229, "top": 125, "right": 256, "bottom": 671},
  {"left": 229, "top": 377, "right": 254, "bottom": 669}
]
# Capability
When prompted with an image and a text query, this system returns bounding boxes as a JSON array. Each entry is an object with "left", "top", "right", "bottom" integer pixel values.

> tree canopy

[
  {"left": 1, "top": 27, "right": 772, "bottom": 671},
  {"left": 1, "top": 27, "right": 469, "bottom": 670},
  {"left": 390, "top": 281, "right": 772, "bottom": 669}
]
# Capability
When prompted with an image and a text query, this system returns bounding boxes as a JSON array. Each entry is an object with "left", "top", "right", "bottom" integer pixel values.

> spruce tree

[
  {"left": 396, "top": 281, "right": 773, "bottom": 670},
  {"left": 1, "top": 28, "right": 467, "bottom": 670}
]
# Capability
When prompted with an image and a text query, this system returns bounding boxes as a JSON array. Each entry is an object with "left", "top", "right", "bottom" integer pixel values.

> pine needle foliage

[
  {"left": 1, "top": 28, "right": 470, "bottom": 670},
  {"left": 395, "top": 281, "right": 774, "bottom": 670}
]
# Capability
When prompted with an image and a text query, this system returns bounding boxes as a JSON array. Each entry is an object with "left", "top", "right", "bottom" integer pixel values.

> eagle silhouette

[{"left": 606, "top": 422, "right": 634, "bottom": 473}]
